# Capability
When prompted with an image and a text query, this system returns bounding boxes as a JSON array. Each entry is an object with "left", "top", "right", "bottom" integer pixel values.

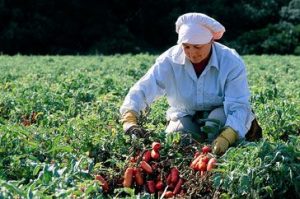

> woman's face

[{"left": 182, "top": 42, "right": 212, "bottom": 64}]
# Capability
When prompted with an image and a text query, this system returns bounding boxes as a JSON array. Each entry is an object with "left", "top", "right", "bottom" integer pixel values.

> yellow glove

[
  {"left": 121, "top": 111, "right": 146, "bottom": 138},
  {"left": 212, "top": 127, "right": 238, "bottom": 155},
  {"left": 121, "top": 111, "right": 138, "bottom": 131}
]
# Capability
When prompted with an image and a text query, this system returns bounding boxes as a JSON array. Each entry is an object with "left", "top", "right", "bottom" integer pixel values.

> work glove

[
  {"left": 212, "top": 127, "right": 238, "bottom": 155},
  {"left": 121, "top": 111, "right": 146, "bottom": 138}
]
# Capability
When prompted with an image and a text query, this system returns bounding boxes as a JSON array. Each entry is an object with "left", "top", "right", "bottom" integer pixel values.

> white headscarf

[{"left": 175, "top": 13, "right": 225, "bottom": 44}]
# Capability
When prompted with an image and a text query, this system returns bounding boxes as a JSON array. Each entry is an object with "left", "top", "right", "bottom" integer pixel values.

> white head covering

[{"left": 175, "top": 13, "right": 225, "bottom": 44}]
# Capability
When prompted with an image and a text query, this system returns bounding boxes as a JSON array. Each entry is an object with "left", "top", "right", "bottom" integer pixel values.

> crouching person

[{"left": 120, "top": 13, "right": 262, "bottom": 155}]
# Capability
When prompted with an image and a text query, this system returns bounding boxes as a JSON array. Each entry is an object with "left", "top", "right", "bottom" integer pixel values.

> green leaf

[
  {"left": 1, "top": 181, "right": 26, "bottom": 197},
  {"left": 33, "top": 165, "right": 42, "bottom": 176}
]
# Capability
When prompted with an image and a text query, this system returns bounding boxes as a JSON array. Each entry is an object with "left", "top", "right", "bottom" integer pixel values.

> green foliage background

[{"left": 0, "top": 55, "right": 299, "bottom": 197}]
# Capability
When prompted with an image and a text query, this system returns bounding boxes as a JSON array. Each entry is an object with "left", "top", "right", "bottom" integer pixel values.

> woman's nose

[{"left": 189, "top": 49, "right": 197, "bottom": 56}]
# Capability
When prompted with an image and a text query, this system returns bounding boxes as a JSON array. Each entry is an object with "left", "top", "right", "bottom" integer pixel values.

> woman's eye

[{"left": 194, "top": 45, "right": 203, "bottom": 49}]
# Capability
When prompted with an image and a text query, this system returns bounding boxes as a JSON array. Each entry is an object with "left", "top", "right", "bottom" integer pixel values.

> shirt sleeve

[
  {"left": 120, "top": 60, "right": 166, "bottom": 116},
  {"left": 223, "top": 60, "right": 253, "bottom": 138}
]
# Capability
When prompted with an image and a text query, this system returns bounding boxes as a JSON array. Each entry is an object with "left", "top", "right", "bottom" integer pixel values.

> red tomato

[
  {"left": 123, "top": 167, "right": 134, "bottom": 187},
  {"left": 168, "top": 182, "right": 176, "bottom": 190},
  {"left": 207, "top": 158, "right": 217, "bottom": 171},
  {"left": 95, "top": 175, "right": 109, "bottom": 192},
  {"left": 194, "top": 151, "right": 201, "bottom": 158},
  {"left": 143, "top": 150, "right": 151, "bottom": 162},
  {"left": 201, "top": 156, "right": 209, "bottom": 164},
  {"left": 190, "top": 154, "right": 204, "bottom": 169},
  {"left": 197, "top": 161, "right": 207, "bottom": 171},
  {"left": 166, "top": 173, "right": 172, "bottom": 185},
  {"left": 147, "top": 180, "right": 156, "bottom": 193},
  {"left": 173, "top": 178, "right": 184, "bottom": 195},
  {"left": 155, "top": 180, "right": 164, "bottom": 190},
  {"left": 170, "top": 167, "right": 179, "bottom": 183},
  {"left": 132, "top": 167, "right": 136, "bottom": 175},
  {"left": 201, "top": 145, "right": 211, "bottom": 154},
  {"left": 151, "top": 141, "right": 161, "bottom": 151},
  {"left": 151, "top": 149, "right": 160, "bottom": 160},
  {"left": 140, "top": 161, "right": 153, "bottom": 174},
  {"left": 134, "top": 167, "right": 144, "bottom": 185}
]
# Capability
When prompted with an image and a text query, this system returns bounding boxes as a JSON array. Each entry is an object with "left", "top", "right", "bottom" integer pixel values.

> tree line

[{"left": 0, "top": 0, "right": 299, "bottom": 55}]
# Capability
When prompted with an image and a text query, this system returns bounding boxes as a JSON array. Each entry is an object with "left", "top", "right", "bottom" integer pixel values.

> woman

[{"left": 120, "top": 13, "right": 261, "bottom": 155}]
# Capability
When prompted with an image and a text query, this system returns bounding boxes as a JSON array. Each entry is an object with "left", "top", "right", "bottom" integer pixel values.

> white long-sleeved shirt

[{"left": 120, "top": 42, "right": 255, "bottom": 138}]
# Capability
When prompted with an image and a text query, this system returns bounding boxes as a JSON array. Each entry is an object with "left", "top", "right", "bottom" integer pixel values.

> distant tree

[
  {"left": 280, "top": 0, "right": 300, "bottom": 24},
  {"left": 0, "top": 0, "right": 298, "bottom": 54}
]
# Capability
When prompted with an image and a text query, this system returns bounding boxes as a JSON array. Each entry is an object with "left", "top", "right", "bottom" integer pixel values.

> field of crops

[{"left": 0, "top": 54, "right": 299, "bottom": 198}]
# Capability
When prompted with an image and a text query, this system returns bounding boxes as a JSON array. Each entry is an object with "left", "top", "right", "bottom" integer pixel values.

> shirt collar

[
  {"left": 171, "top": 42, "right": 219, "bottom": 71},
  {"left": 207, "top": 43, "right": 219, "bottom": 70}
]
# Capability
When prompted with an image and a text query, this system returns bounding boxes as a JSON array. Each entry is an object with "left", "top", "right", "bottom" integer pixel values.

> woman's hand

[
  {"left": 212, "top": 127, "right": 238, "bottom": 155},
  {"left": 121, "top": 110, "right": 147, "bottom": 138},
  {"left": 125, "top": 125, "right": 146, "bottom": 138}
]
